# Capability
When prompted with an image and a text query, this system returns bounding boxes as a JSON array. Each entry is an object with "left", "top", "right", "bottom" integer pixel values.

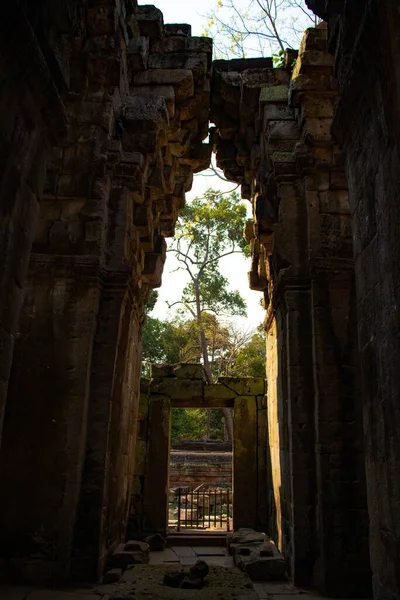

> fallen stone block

[
  {"left": 103, "top": 567, "right": 123, "bottom": 583},
  {"left": 235, "top": 551, "right": 286, "bottom": 581},
  {"left": 144, "top": 533, "right": 166, "bottom": 551},
  {"left": 124, "top": 540, "right": 150, "bottom": 552},
  {"left": 111, "top": 542, "right": 149, "bottom": 568}
]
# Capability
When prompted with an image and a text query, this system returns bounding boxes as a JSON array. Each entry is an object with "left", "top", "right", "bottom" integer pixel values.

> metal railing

[{"left": 168, "top": 487, "right": 232, "bottom": 531}]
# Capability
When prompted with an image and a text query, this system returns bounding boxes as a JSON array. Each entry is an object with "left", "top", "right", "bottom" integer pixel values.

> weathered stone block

[
  {"left": 103, "top": 567, "right": 123, "bottom": 583},
  {"left": 173, "top": 363, "right": 204, "bottom": 379},
  {"left": 136, "top": 5, "right": 163, "bottom": 38},
  {"left": 134, "top": 440, "right": 148, "bottom": 476},
  {"left": 151, "top": 364, "right": 174, "bottom": 378},
  {"left": 218, "top": 377, "right": 265, "bottom": 396},
  {"left": 150, "top": 378, "right": 204, "bottom": 401},
  {"left": 148, "top": 53, "right": 208, "bottom": 84},
  {"left": 134, "top": 69, "right": 194, "bottom": 100},
  {"left": 127, "top": 36, "right": 149, "bottom": 71},
  {"left": 204, "top": 383, "right": 236, "bottom": 401},
  {"left": 111, "top": 542, "right": 149, "bottom": 567},
  {"left": 151, "top": 36, "right": 212, "bottom": 56},
  {"left": 259, "top": 85, "right": 289, "bottom": 104},
  {"left": 267, "top": 120, "right": 299, "bottom": 141},
  {"left": 319, "top": 189, "right": 350, "bottom": 215},
  {"left": 164, "top": 23, "right": 192, "bottom": 36},
  {"left": 130, "top": 85, "right": 175, "bottom": 118}
]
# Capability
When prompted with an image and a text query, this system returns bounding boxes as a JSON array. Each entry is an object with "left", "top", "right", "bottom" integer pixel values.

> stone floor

[{"left": 0, "top": 547, "right": 373, "bottom": 600}]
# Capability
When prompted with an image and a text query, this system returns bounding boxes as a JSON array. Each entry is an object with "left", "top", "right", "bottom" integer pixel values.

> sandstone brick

[
  {"left": 136, "top": 5, "right": 163, "bottom": 38},
  {"left": 127, "top": 36, "right": 149, "bottom": 71},
  {"left": 173, "top": 363, "right": 204, "bottom": 379},
  {"left": 218, "top": 377, "right": 265, "bottom": 396},
  {"left": 148, "top": 53, "right": 208, "bottom": 84},
  {"left": 259, "top": 85, "right": 289, "bottom": 104},
  {"left": 150, "top": 378, "right": 204, "bottom": 401},
  {"left": 134, "top": 69, "right": 194, "bottom": 100}
]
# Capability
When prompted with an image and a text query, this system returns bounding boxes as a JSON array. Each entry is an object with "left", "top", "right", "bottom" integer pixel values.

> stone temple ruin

[{"left": 0, "top": 2, "right": 400, "bottom": 599}]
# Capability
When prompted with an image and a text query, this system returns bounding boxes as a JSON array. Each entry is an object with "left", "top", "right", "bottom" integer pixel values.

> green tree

[
  {"left": 230, "top": 328, "right": 266, "bottom": 377},
  {"left": 168, "top": 188, "right": 250, "bottom": 439}
]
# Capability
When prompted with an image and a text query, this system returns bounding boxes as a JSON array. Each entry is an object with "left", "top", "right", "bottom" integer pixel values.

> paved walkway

[{"left": 0, "top": 548, "right": 372, "bottom": 600}]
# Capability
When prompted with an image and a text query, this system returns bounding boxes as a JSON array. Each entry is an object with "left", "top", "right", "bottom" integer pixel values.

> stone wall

[
  {"left": 306, "top": 3, "right": 400, "bottom": 599},
  {"left": 129, "top": 364, "right": 268, "bottom": 536},
  {"left": 169, "top": 451, "right": 232, "bottom": 487},
  {"left": 0, "top": 2, "right": 212, "bottom": 583},
  {"left": 0, "top": 3, "right": 67, "bottom": 446},
  {"left": 210, "top": 30, "right": 370, "bottom": 595}
]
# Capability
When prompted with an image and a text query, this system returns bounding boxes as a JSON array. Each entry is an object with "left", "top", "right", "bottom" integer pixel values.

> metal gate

[{"left": 168, "top": 487, "right": 232, "bottom": 531}]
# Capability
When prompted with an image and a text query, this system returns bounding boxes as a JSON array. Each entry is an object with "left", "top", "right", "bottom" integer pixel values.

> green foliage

[
  {"left": 272, "top": 49, "right": 285, "bottom": 68},
  {"left": 145, "top": 290, "right": 159, "bottom": 314},
  {"left": 171, "top": 188, "right": 249, "bottom": 322},
  {"left": 171, "top": 408, "right": 225, "bottom": 446},
  {"left": 230, "top": 329, "right": 266, "bottom": 377}
]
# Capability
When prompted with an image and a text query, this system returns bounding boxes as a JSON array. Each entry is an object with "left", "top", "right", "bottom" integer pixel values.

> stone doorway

[
  {"left": 168, "top": 409, "right": 233, "bottom": 533},
  {"left": 129, "top": 363, "right": 267, "bottom": 540}
]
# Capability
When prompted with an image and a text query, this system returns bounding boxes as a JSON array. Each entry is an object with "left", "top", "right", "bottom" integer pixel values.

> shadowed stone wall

[
  {"left": 0, "top": 2, "right": 212, "bottom": 583},
  {"left": 210, "top": 30, "right": 371, "bottom": 595},
  {"left": 0, "top": 3, "right": 67, "bottom": 447},
  {"left": 306, "top": 3, "right": 400, "bottom": 599}
]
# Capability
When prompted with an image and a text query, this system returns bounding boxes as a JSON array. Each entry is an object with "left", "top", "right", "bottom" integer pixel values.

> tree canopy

[{"left": 203, "top": 0, "right": 319, "bottom": 63}]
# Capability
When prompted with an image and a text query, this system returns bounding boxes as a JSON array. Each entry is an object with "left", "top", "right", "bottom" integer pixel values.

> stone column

[
  {"left": 0, "top": 261, "right": 100, "bottom": 581},
  {"left": 143, "top": 395, "right": 171, "bottom": 534},
  {"left": 233, "top": 395, "right": 258, "bottom": 530}
]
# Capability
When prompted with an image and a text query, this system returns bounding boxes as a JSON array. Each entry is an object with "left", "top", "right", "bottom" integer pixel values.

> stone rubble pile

[{"left": 228, "top": 528, "right": 286, "bottom": 581}]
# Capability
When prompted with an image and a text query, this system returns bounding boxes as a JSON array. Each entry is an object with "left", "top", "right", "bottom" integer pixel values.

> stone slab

[
  {"left": 171, "top": 546, "right": 197, "bottom": 557},
  {"left": 149, "top": 548, "right": 179, "bottom": 564},
  {"left": 204, "top": 556, "right": 234, "bottom": 568},
  {"left": 193, "top": 546, "right": 227, "bottom": 556}
]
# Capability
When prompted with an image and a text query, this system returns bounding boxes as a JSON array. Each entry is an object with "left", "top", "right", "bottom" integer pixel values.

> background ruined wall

[{"left": 306, "top": 2, "right": 400, "bottom": 599}]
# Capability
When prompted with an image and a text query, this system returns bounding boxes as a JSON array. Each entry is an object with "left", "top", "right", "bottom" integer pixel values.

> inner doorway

[{"left": 168, "top": 408, "right": 233, "bottom": 533}]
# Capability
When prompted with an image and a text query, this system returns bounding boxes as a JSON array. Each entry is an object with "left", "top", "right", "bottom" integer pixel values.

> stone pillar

[
  {"left": 0, "top": 263, "right": 100, "bottom": 581},
  {"left": 233, "top": 395, "right": 258, "bottom": 530},
  {"left": 143, "top": 395, "right": 171, "bottom": 534}
]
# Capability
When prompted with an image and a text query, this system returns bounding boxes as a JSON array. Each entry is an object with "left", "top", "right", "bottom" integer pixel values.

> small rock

[
  {"left": 111, "top": 542, "right": 149, "bottom": 568},
  {"left": 103, "top": 567, "right": 123, "bottom": 583},
  {"left": 163, "top": 570, "right": 185, "bottom": 587},
  {"left": 181, "top": 575, "right": 203, "bottom": 589},
  {"left": 143, "top": 533, "right": 166, "bottom": 551},
  {"left": 189, "top": 560, "right": 209, "bottom": 579},
  {"left": 124, "top": 540, "right": 149, "bottom": 552}
]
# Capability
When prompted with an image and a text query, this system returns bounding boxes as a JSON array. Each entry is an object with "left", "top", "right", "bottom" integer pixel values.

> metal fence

[{"left": 168, "top": 487, "right": 232, "bottom": 531}]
